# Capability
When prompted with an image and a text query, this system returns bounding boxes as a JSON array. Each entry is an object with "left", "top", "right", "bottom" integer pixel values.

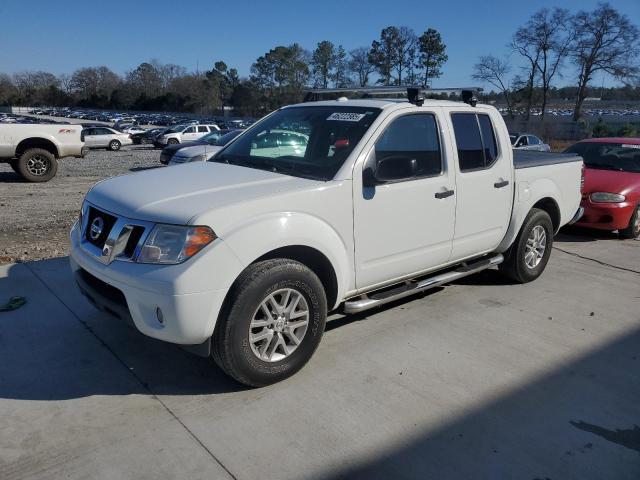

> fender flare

[
  {"left": 220, "top": 211, "right": 352, "bottom": 310},
  {"left": 497, "top": 178, "right": 562, "bottom": 253}
]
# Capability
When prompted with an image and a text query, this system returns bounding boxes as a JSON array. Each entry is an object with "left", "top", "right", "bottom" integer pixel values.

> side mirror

[{"left": 364, "top": 155, "right": 417, "bottom": 187}]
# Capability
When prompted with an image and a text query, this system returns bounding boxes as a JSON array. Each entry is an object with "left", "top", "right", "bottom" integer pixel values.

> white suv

[{"left": 157, "top": 124, "right": 220, "bottom": 146}]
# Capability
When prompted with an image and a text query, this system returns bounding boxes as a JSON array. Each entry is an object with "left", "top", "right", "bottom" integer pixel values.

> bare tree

[
  {"left": 348, "top": 47, "right": 374, "bottom": 87},
  {"left": 571, "top": 2, "right": 640, "bottom": 120},
  {"left": 472, "top": 56, "right": 514, "bottom": 117},
  {"left": 511, "top": 8, "right": 573, "bottom": 120}
]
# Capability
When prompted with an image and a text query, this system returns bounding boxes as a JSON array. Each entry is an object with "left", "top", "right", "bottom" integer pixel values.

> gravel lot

[{"left": 0, "top": 145, "right": 162, "bottom": 264}]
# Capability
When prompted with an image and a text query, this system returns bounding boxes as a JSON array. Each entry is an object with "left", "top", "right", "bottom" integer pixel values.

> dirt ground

[{"left": 0, "top": 145, "right": 160, "bottom": 264}]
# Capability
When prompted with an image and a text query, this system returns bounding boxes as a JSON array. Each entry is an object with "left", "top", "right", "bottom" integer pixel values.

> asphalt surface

[{"left": 0, "top": 230, "right": 638, "bottom": 479}]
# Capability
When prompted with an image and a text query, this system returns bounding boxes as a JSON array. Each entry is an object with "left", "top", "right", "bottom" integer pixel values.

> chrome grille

[{"left": 80, "top": 202, "right": 154, "bottom": 265}]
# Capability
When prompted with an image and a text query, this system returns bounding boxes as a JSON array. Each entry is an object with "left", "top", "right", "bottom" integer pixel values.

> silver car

[
  {"left": 167, "top": 129, "right": 244, "bottom": 165},
  {"left": 82, "top": 127, "right": 133, "bottom": 151},
  {"left": 510, "top": 133, "right": 551, "bottom": 152}
]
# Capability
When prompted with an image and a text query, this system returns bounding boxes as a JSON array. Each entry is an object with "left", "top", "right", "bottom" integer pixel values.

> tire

[
  {"left": 108, "top": 140, "right": 121, "bottom": 151},
  {"left": 619, "top": 205, "right": 640, "bottom": 239},
  {"left": 16, "top": 148, "right": 58, "bottom": 182},
  {"left": 167, "top": 138, "right": 179, "bottom": 145},
  {"left": 212, "top": 259, "right": 327, "bottom": 387},
  {"left": 499, "top": 208, "right": 554, "bottom": 283}
]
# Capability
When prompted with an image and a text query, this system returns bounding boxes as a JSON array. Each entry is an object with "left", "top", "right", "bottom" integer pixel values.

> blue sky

[{"left": 1, "top": 0, "right": 638, "bottom": 89}]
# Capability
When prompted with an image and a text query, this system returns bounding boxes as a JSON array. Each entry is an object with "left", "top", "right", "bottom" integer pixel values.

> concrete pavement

[{"left": 0, "top": 231, "right": 638, "bottom": 479}]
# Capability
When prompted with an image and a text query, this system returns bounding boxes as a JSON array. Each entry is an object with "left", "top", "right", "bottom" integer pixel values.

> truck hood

[
  {"left": 86, "top": 162, "right": 324, "bottom": 224},
  {"left": 584, "top": 167, "right": 640, "bottom": 196}
]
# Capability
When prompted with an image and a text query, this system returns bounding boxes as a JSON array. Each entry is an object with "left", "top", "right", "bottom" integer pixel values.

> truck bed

[{"left": 513, "top": 150, "right": 582, "bottom": 169}]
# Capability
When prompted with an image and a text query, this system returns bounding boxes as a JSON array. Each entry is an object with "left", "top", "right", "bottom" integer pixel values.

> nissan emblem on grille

[{"left": 90, "top": 217, "right": 104, "bottom": 241}]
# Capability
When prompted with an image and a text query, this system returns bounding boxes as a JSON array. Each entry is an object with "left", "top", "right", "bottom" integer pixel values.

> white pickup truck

[
  {"left": 0, "top": 124, "right": 87, "bottom": 181},
  {"left": 70, "top": 90, "right": 583, "bottom": 386}
]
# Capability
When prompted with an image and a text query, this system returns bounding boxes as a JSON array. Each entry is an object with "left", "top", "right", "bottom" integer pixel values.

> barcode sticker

[
  {"left": 327, "top": 112, "right": 366, "bottom": 122},
  {"left": 622, "top": 144, "right": 640, "bottom": 149}
]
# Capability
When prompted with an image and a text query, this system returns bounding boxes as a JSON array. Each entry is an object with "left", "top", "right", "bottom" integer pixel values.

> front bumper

[
  {"left": 69, "top": 220, "right": 238, "bottom": 346},
  {"left": 575, "top": 198, "right": 636, "bottom": 230}
]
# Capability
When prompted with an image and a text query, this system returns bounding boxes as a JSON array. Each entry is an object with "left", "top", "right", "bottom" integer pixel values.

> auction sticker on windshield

[{"left": 327, "top": 112, "right": 367, "bottom": 122}]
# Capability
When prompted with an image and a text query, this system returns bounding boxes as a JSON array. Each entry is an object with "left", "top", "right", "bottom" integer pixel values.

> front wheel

[
  {"left": 619, "top": 205, "right": 640, "bottom": 239},
  {"left": 108, "top": 140, "right": 121, "bottom": 151},
  {"left": 167, "top": 138, "right": 179, "bottom": 145},
  {"left": 499, "top": 208, "right": 554, "bottom": 283},
  {"left": 212, "top": 259, "right": 327, "bottom": 387}
]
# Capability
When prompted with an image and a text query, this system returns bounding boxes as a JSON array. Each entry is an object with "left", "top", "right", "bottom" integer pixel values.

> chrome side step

[{"left": 343, "top": 254, "right": 504, "bottom": 314}]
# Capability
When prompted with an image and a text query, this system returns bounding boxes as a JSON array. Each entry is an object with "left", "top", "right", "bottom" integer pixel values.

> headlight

[
  {"left": 188, "top": 154, "right": 207, "bottom": 162},
  {"left": 137, "top": 225, "right": 217, "bottom": 264},
  {"left": 590, "top": 192, "right": 625, "bottom": 203}
]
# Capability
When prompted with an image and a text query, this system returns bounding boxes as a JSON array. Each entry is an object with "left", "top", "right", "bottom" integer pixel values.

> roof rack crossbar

[{"left": 303, "top": 86, "right": 483, "bottom": 106}]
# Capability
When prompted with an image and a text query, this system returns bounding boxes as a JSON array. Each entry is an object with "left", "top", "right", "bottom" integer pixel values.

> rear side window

[
  {"left": 198, "top": 126, "right": 209, "bottom": 133},
  {"left": 451, "top": 113, "right": 499, "bottom": 172},
  {"left": 375, "top": 114, "right": 442, "bottom": 178}
]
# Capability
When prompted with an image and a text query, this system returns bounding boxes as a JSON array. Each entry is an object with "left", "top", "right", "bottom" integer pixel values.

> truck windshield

[
  {"left": 211, "top": 106, "right": 381, "bottom": 180},
  {"left": 565, "top": 142, "right": 640, "bottom": 173}
]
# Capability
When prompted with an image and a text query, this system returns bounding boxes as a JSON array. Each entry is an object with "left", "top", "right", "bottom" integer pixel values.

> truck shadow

[
  {"left": 319, "top": 325, "right": 640, "bottom": 479},
  {"left": 0, "top": 258, "right": 245, "bottom": 400},
  {"left": 0, "top": 170, "right": 24, "bottom": 183}
]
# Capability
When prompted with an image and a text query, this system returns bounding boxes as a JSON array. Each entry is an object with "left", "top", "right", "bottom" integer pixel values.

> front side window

[
  {"left": 212, "top": 106, "right": 381, "bottom": 180},
  {"left": 198, "top": 126, "right": 209, "bottom": 133},
  {"left": 183, "top": 126, "right": 196, "bottom": 134},
  {"left": 528, "top": 135, "right": 541, "bottom": 145},
  {"left": 375, "top": 114, "right": 442, "bottom": 178},
  {"left": 451, "top": 113, "right": 499, "bottom": 172}
]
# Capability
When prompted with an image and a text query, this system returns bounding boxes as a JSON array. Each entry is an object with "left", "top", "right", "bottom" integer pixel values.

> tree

[
  {"left": 0, "top": 73, "right": 16, "bottom": 105},
  {"left": 472, "top": 56, "right": 514, "bottom": 117},
  {"left": 512, "top": 8, "right": 573, "bottom": 120},
  {"left": 250, "top": 44, "right": 310, "bottom": 108},
  {"left": 393, "top": 27, "right": 418, "bottom": 85},
  {"left": 332, "top": 45, "right": 349, "bottom": 87},
  {"left": 310, "top": 41, "right": 336, "bottom": 88},
  {"left": 348, "top": 47, "right": 374, "bottom": 87},
  {"left": 418, "top": 28, "right": 448, "bottom": 87},
  {"left": 369, "top": 27, "right": 399, "bottom": 85},
  {"left": 571, "top": 3, "right": 640, "bottom": 120}
]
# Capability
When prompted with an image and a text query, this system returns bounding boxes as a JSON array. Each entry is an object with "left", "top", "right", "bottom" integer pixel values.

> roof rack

[{"left": 303, "top": 86, "right": 483, "bottom": 107}]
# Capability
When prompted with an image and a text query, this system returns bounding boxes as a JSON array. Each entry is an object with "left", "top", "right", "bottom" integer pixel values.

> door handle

[
  {"left": 435, "top": 189, "right": 455, "bottom": 199},
  {"left": 494, "top": 180, "right": 510, "bottom": 189}
]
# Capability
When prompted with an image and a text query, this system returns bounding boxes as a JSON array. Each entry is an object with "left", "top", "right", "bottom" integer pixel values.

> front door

[
  {"left": 448, "top": 111, "right": 514, "bottom": 260},
  {"left": 353, "top": 110, "right": 456, "bottom": 290}
]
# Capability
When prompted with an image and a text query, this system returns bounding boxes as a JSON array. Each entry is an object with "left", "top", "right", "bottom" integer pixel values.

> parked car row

[
  {"left": 498, "top": 107, "right": 640, "bottom": 117},
  {"left": 28, "top": 107, "right": 255, "bottom": 129}
]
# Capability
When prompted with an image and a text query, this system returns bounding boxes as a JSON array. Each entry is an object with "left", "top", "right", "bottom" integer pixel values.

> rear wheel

[
  {"left": 212, "top": 259, "right": 327, "bottom": 387},
  {"left": 16, "top": 148, "right": 58, "bottom": 182},
  {"left": 499, "top": 208, "right": 554, "bottom": 283},
  {"left": 619, "top": 205, "right": 640, "bottom": 239},
  {"left": 108, "top": 140, "right": 121, "bottom": 151}
]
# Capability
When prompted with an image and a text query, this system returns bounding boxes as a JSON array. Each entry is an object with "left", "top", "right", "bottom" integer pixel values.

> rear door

[
  {"left": 353, "top": 109, "right": 456, "bottom": 289},
  {"left": 447, "top": 110, "right": 514, "bottom": 260}
]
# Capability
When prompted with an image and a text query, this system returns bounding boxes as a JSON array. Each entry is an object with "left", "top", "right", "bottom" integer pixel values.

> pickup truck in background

[
  {"left": 70, "top": 88, "right": 584, "bottom": 387},
  {"left": 0, "top": 124, "right": 87, "bottom": 182}
]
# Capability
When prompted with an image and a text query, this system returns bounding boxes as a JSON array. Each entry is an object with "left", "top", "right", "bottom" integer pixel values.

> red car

[{"left": 565, "top": 137, "right": 640, "bottom": 239}]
